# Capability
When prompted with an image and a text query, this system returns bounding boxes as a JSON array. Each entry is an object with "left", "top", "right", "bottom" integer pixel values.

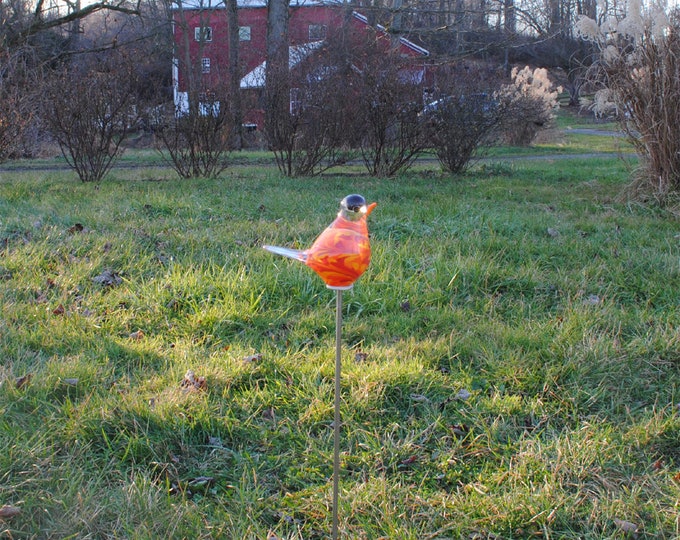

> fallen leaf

[
  {"left": 456, "top": 388, "right": 472, "bottom": 401},
  {"left": 410, "top": 393, "right": 430, "bottom": 403},
  {"left": 262, "top": 407, "right": 276, "bottom": 421},
  {"left": 52, "top": 304, "right": 65, "bottom": 316},
  {"left": 439, "top": 396, "right": 455, "bottom": 410},
  {"left": 67, "top": 223, "right": 84, "bottom": 234},
  {"left": 15, "top": 374, "right": 32, "bottom": 389},
  {"left": 584, "top": 294, "right": 601, "bottom": 305},
  {"left": 400, "top": 299, "right": 411, "bottom": 312},
  {"left": 92, "top": 270, "right": 123, "bottom": 287},
  {"left": 547, "top": 227, "right": 560, "bottom": 238},
  {"left": 180, "top": 370, "right": 207, "bottom": 391},
  {"left": 450, "top": 424, "right": 470, "bottom": 437},
  {"left": 275, "top": 512, "right": 302, "bottom": 525},
  {"left": 400, "top": 455, "right": 418, "bottom": 466},
  {"left": 613, "top": 518, "right": 638, "bottom": 534},
  {"left": 0, "top": 505, "right": 21, "bottom": 519},
  {"left": 243, "top": 353, "right": 263, "bottom": 364},
  {"left": 129, "top": 329, "right": 145, "bottom": 341},
  {"left": 62, "top": 378, "right": 79, "bottom": 386},
  {"left": 354, "top": 351, "right": 369, "bottom": 362},
  {"left": 187, "top": 476, "right": 214, "bottom": 489}
]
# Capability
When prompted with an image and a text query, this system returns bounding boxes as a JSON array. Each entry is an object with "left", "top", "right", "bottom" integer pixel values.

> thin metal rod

[{"left": 332, "top": 289, "right": 343, "bottom": 540}]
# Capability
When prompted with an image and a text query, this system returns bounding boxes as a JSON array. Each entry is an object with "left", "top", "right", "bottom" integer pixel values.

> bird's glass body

[
  {"left": 304, "top": 207, "right": 373, "bottom": 288},
  {"left": 263, "top": 195, "right": 376, "bottom": 289}
]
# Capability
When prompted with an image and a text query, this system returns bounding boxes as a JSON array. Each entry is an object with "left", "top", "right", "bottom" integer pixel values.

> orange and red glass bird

[{"left": 264, "top": 194, "right": 377, "bottom": 289}]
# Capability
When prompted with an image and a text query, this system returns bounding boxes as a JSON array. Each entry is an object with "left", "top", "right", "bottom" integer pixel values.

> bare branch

[{"left": 17, "top": 2, "right": 141, "bottom": 43}]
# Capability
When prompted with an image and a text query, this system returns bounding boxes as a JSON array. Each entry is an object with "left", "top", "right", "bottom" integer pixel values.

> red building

[{"left": 172, "top": 0, "right": 430, "bottom": 128}]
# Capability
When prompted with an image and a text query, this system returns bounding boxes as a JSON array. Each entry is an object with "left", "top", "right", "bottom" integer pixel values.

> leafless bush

[
  {"left": 261, "top": 24, "right": 427, "bottom": 178},
  {"left": 422, "top": 64, "right": 505, "bottom": 173},
  {"left": 154, "top": 84, "right": 234, "bottom": 179},
  {"left": 353, "top": 50, "right": 428, "bottom": 177},
  {"left": 264, "top": 44, "right": 359, "bottom": 177},
  {"left": 496, "top": 66, "right": 561, "bottom": 146},
  {"left": 577, "top": 9, "right": 680, "bottom": 203},
  {"left": 0, "top": 77, "right": 28, "bottom": 162},
  {"left": 0, "top": 50, "right": 42, "bottom": 162},
  {"left": 43, "top": 54, "right": 139, "bottom": 182}
]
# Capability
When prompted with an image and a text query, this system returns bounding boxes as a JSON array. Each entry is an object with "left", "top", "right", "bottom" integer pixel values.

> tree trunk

[
  {"left": 504, "top": 0, "right": 515, "bottom": 34},
  {"left": 264, "top": 0, "right": 290, "bottom": 150},
  {"left": 225, "top": 0, "right": 243, "bottom": 149}
]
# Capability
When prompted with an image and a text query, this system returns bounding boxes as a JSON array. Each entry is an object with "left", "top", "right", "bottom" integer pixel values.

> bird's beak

[{"left": 365, "top": 202, "right": 377, "bottom": 216}]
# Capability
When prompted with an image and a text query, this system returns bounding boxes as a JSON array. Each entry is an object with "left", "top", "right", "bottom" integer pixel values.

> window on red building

[
  {"left": 308, "top": 24, "right": 326, "bottom": 40},
  {"left": 202, "top": 58, "right": 211, "bottom": 73},
  {"left": 239, "top": 26, "right": 251, "bottom": 41},
  {"left": 194, "top": 26, "right": 212, "bottom": 42},
  {"left": 290, "top": 88, "right": 302, "bottom": 115}
]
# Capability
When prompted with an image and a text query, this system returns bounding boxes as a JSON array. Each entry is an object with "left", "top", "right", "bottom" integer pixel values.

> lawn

[{"left": 1, "top": 155, "right": 679, "bottom": 539}]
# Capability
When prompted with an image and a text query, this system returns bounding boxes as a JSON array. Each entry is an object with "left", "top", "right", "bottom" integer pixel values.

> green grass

[{"left": 1, "top": 156, "right": 679, "bottom": 539}]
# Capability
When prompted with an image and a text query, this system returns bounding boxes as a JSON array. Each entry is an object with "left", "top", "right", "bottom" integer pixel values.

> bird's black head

[{"left": 341, "top": 194, "right": 366, "bottom": 214}]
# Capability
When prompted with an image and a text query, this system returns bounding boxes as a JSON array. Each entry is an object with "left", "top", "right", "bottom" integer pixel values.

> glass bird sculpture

[{"left": 263, "top": 194, "right": 377, "bottom": 289}]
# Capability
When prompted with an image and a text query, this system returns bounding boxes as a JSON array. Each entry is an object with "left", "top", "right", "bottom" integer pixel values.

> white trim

[
  {"left": 240, "top": 41, "right": 324, "bottom": 89},
  {"left": 351, "top": 11, "right": 429, "bottom": 57},
  {"left": 173, "top": 0, "right": 342, "bottom": 9}
]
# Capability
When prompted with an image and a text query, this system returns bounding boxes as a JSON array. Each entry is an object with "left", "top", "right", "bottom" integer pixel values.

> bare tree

[
  {"left": 263, "top": 0, "right": 290, "bottom": 152},
  {"left": 225, "top": 0, "right": 243, "bottom": 149},
  {"left": 1, "top": 0, "right": 140, "bottom": 51}
]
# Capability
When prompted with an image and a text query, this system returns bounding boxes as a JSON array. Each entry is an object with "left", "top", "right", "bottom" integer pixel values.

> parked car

[{"left": 419, "top": 93, "right": 498, "bottom": 121}]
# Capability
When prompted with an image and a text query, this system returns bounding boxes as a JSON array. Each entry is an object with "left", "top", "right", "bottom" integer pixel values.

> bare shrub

[
  {"left": 229, "top": 19, "right": 428, "bottom": 178},
  {"left": 577, "top": 8, "right": 680, "bottom": 203},
  {"left": 154, "top": 85, "right": 233, "bottom": 179},
  {"left": 0, "top": 68, "right": 29, "bottom": 162},
  {"left": 353, "top": 49, "right": 428, "bottom": 177},
  {"left": 166, "top": 2, "right": 235, "bottom": 178},
  {"left": 0, "top": 50, "right": 42, "bottom": 162},
  {"left": 43, "top": 54, "right": 139, "bottom": 182},
  {"left": 422, "top": 64, "right": 505, "bottom": 173},
  {"left": 264, "top": 43, "right": 359, "bottom": 177},
  {"left": 496, "top": 66, "right": 561, "bottom": 146}
]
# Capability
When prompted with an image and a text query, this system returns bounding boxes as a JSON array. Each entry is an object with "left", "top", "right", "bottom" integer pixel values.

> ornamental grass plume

[
  {"left": 495, "top": 66, "right": 561, "bottom": 146},
  {"left": 577, "top": 1, "right": 680, "bottom": 204}
]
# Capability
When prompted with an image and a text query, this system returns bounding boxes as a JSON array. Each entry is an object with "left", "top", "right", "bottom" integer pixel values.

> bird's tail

[{"left": 263, "top": 245, "right": 307, "bottom": 262}]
